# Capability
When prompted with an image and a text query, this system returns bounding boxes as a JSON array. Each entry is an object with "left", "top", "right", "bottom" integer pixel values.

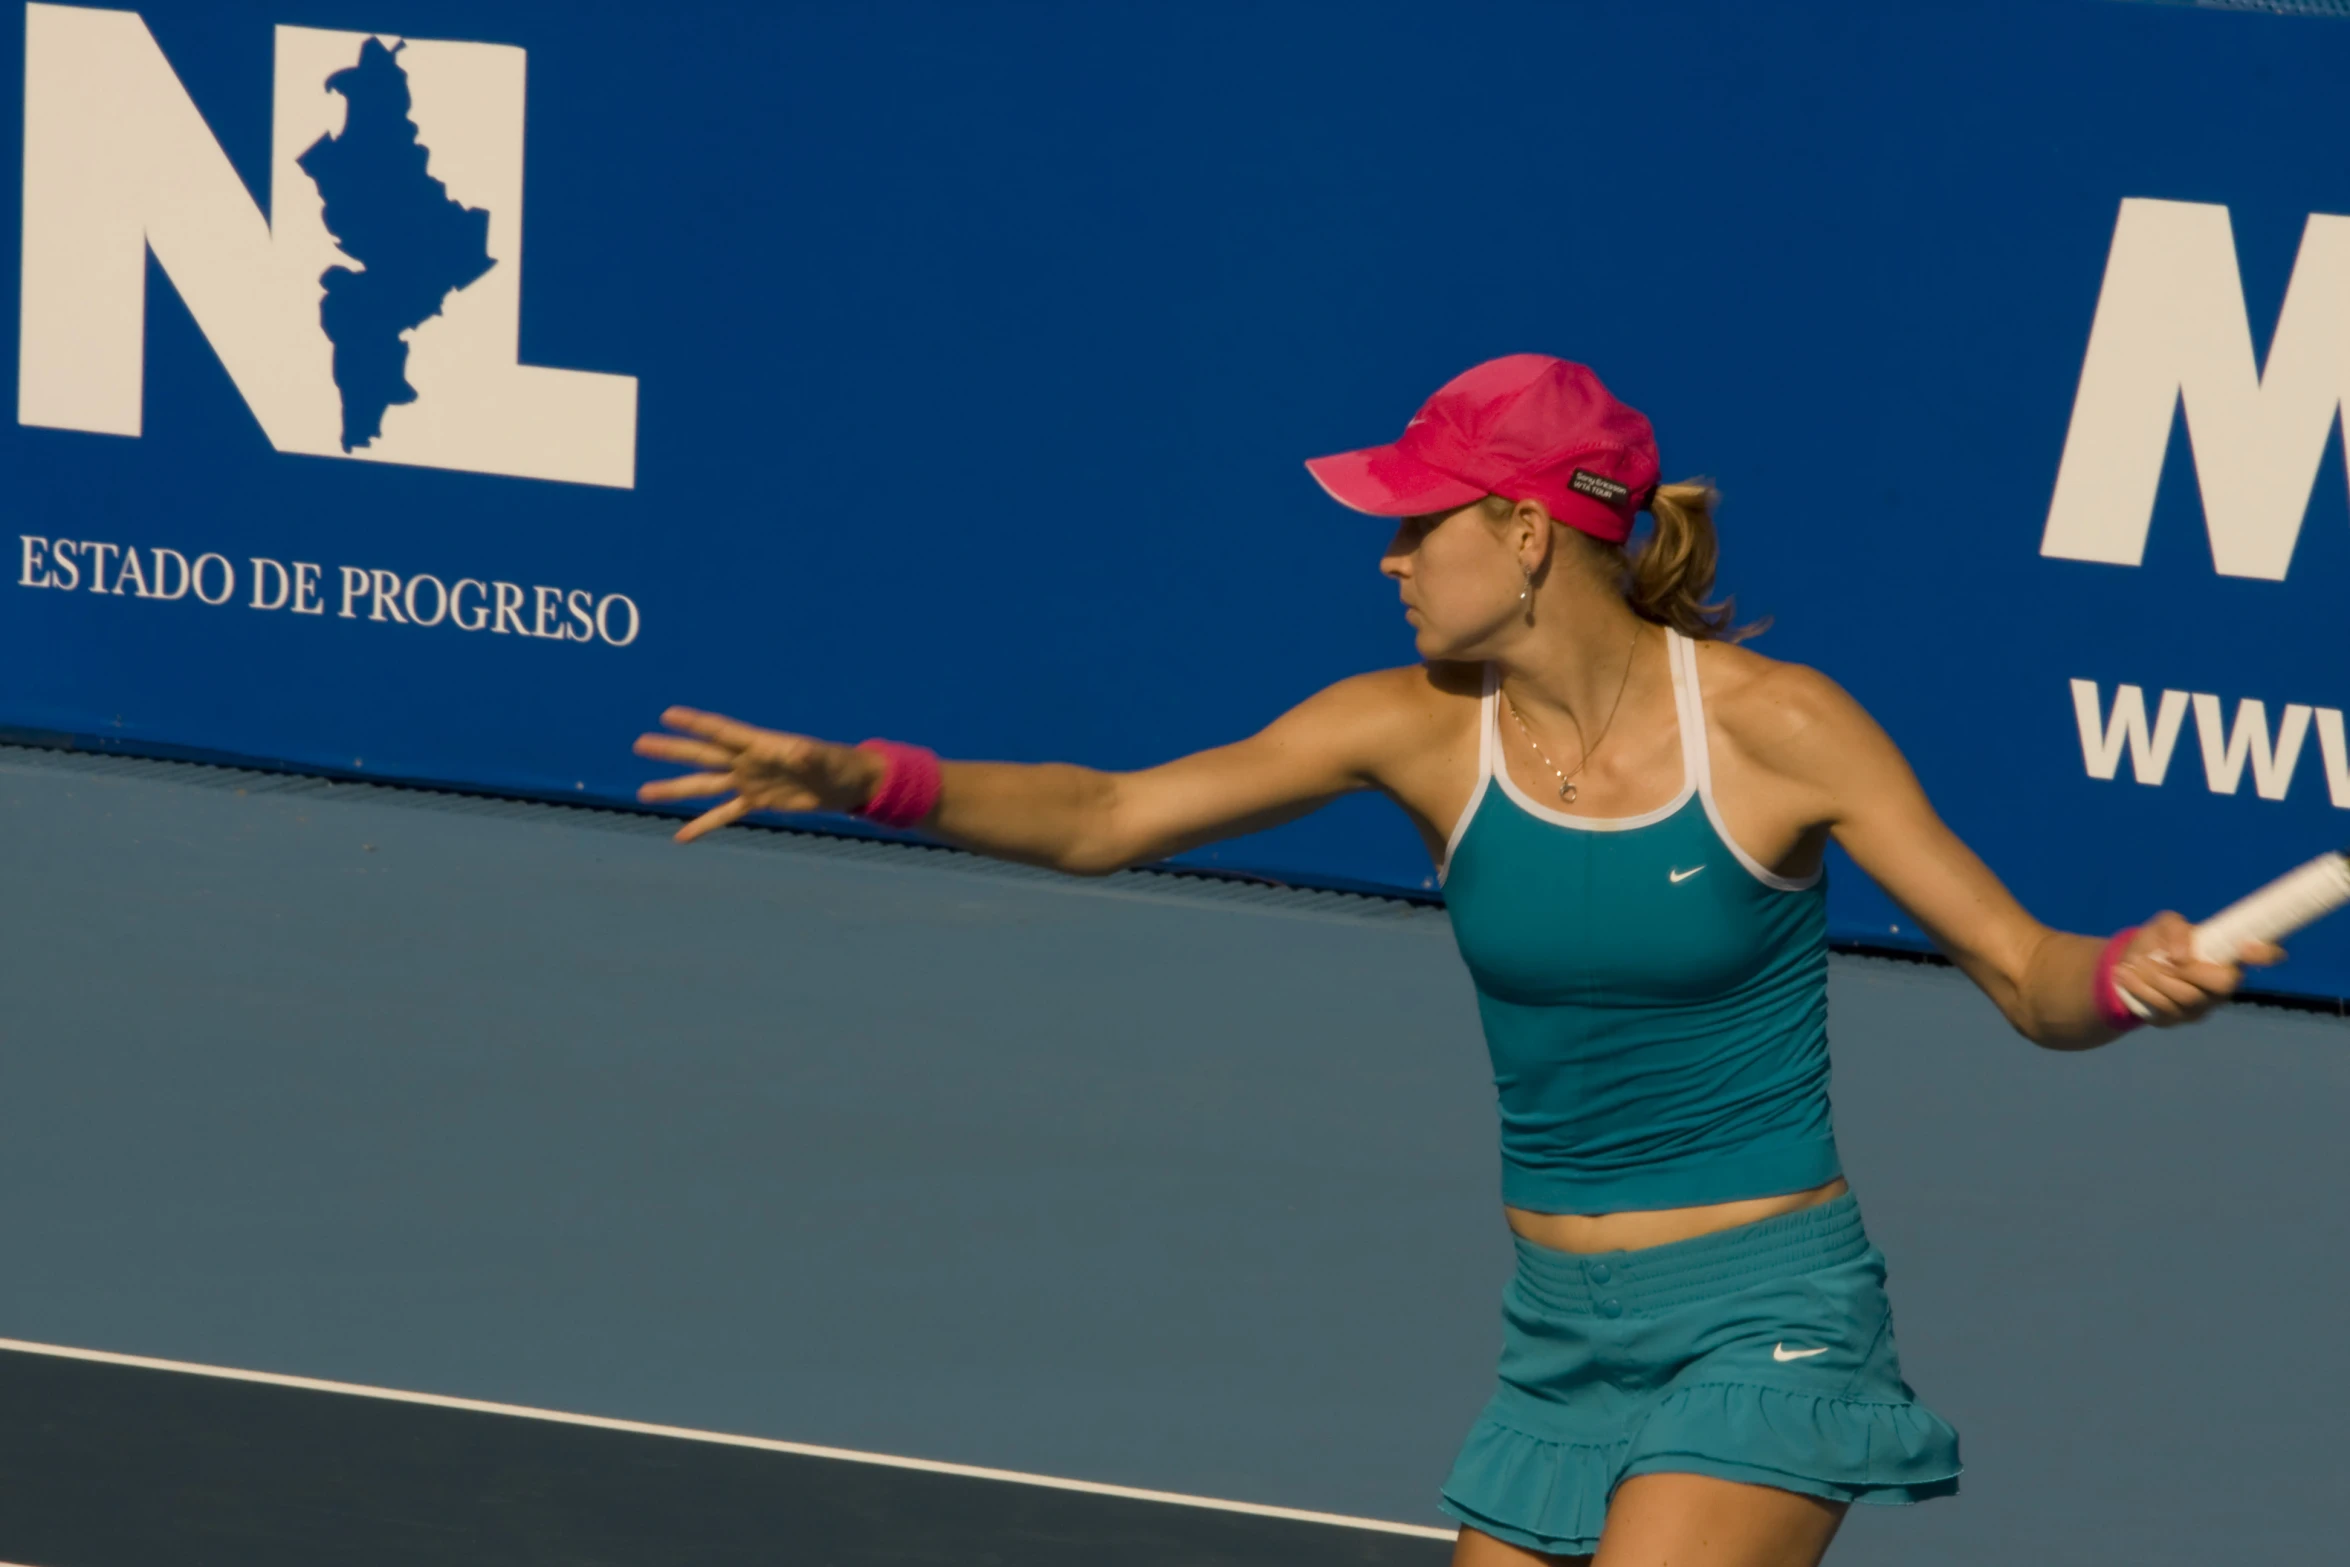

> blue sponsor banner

[{"left": 9, "top": 0, "right": 2350, "bottom": 995}]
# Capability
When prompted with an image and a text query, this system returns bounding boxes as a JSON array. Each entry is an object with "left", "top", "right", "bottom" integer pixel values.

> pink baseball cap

[{"left": 1305, "top": 354, "right": 1660, "bottom": 544}]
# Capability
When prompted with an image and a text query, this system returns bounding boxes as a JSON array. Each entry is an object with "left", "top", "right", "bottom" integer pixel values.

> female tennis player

[{"left": 632, "top": 354, "right": 2273, "bottom": 1567}]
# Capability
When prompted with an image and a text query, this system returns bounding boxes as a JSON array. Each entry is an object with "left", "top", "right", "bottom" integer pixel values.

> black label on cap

[{"left": 1569, "top": 469, "right": 1633, "bottom": 506}]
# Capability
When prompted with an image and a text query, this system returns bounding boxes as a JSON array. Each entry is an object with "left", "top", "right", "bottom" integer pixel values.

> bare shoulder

[
  {"left": 1688, "top": 638, "right": 1893, "bottom": 778},
  {"left": 1282, "top": 661, "right": 1481, "bottom": 778},
  {"left": 1305, "top": 660, "right": 1480, "bottom": 720}
]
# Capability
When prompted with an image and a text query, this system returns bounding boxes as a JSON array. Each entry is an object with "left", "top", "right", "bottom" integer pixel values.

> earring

[{"left": 1520, "top": 566, "right": 1534, "bottom": 619}]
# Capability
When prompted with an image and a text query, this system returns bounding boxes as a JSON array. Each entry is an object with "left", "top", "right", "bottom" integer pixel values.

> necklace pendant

[{"left": 1559, "top": 780, "right": 1578, "bottom": 803}]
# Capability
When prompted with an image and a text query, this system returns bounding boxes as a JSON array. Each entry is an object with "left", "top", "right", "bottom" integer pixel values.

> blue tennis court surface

[{"left": 2, "top": 744, "right": 2343, "bottom": 1563}]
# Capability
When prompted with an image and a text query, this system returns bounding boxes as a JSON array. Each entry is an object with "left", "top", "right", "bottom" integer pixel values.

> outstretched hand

[
  {"left": 632, "top": 707, "right": 882, "bottom": 843},
  {"left": 2109, "top": 910, "right": 2283, "bottom": 1027}
]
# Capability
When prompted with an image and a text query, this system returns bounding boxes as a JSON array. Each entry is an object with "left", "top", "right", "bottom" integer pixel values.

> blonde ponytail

[
  {"left": 1482, "top": 481, "right": 1766, "bottom": 642},
  {"left": 1623, "top": 479, "right": 1764, "bottom": 643}
]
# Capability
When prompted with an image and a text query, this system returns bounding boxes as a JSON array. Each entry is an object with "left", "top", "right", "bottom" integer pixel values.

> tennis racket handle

[{"left": 2190, "top": 852, "right": 2350, "bottom": 965}]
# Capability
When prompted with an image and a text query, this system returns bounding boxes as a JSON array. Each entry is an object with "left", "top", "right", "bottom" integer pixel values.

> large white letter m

[
  {"left": 17, "top": 2, "right": 635, "bottom": 488},
  {"left": 2040, "top": 197, "right": 2350, "bottom": 580}
]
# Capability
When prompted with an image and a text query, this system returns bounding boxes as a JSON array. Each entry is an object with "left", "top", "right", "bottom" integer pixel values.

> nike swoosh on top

[
  {"left": 1669, "top": 865, "right": 1706, "bottom": 884},
  {"left": 1773, "top": 1344, "right": 1830, "bottom": 1361}
]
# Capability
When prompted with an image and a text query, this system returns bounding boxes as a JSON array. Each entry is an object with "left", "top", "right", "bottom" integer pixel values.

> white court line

[{"left": 0, "top": 1337, "right": 1454, "bottom": 1542}]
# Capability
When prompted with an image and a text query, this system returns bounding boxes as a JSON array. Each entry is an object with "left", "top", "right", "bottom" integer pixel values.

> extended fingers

[
  {"left": 634, "top": 733, "right": 736, "bottom": 767},
  {"left": 660, "top": 706, "right": 772, "bottom": 750},
  {"left": 674, "top": 796, "right": 753, "bottom": 844},
  {"left": 635, "top": 707, "right": 841, "bottom": 839},
  {"left": 638, "top": 771, "right": 736, "bottom": 803}
]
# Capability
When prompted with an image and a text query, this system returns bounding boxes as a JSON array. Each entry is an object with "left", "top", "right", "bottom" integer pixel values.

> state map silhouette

[{"left": 297, "top": 39, "right": 497, "bottom": 453}]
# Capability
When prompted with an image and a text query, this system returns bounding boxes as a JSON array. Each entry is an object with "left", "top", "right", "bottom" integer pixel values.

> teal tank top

[{"left": 1441, "top": 628, "right": 1838, "bottom": 1215}]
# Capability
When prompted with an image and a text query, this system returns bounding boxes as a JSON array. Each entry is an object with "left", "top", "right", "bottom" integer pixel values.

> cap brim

[{"left": 1304, "top": 445, "right": 1485, "bottom": 517}]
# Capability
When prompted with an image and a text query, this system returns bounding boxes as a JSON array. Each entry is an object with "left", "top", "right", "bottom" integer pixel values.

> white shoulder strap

[
  {"left": 1676, "top": 626, "right": 1822, "bottom": 891},
  {"left": 1478, "top": 661, "right": 1499, "bottom": 782},
  {"left": 1437, "top": 664, "right": 1501, "bottom": 884},
  {"left": 1668, "top": 627, "right": 1711, "bottom": 797}
]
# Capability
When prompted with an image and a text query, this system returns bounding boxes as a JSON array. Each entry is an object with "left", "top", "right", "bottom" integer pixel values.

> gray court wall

[{"left": 2, "top": 746, "right": 2342, "bottom": 1562}]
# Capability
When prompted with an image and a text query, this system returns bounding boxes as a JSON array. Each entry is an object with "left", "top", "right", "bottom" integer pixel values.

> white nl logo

[
  {"left": 18, "top": 3, "right": 637, "bottom": 488},
  {"left": 2042, "top": 197, "right": 2350, "bottom": 581}
]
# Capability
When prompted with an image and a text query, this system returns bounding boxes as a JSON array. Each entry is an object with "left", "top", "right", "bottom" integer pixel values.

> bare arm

[
  {"left": 632, "top": 669, "right": 1448, "bottom": 875},
  {"left": 1743, "top": 667, "right": 2274, "bottom": 1048}
]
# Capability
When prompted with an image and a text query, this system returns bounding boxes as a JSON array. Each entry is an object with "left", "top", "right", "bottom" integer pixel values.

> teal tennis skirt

[{"left": 1442, "top": 1193, "right": 1961, "bottom": 1556}]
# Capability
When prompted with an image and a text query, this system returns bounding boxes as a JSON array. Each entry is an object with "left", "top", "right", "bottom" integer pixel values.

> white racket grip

[{"left": 2190, "top": 852, "right": 2350, "bottom": 965}]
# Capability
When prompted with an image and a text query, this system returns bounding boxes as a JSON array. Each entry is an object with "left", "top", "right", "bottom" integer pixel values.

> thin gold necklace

[{"left": 1504, "top": 624, "right": 1641, "bottom": 804}]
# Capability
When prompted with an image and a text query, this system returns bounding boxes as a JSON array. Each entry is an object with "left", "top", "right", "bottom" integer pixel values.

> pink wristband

[
  {"left": 2093, "top": 926, "right": 2143, "bottom": 1032},
  {"left": 853, "top": 739, "right": 942, "bottom": 829}
]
